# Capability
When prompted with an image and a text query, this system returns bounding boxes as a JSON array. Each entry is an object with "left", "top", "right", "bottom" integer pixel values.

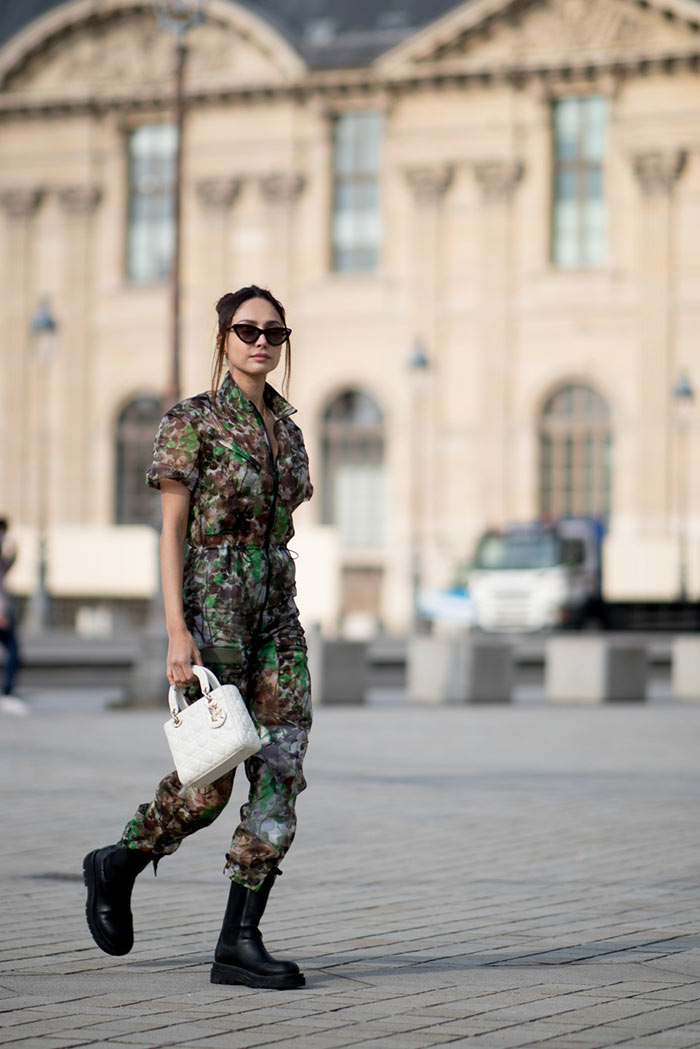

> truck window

[
  {"left": 562, "top": 538, "right": 586, "bottom": 566},
  {"left": 473, "top": 532, "right": 561, "bottom": 570}
]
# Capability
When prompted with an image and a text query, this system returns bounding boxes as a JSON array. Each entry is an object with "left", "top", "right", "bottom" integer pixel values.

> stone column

[
  {"left": 473, "top": 159, "right": 524, "bottom": 525},
  {"left": 258, "top": 172, "right": 305, "bottom": 302},
  {"left": 195, "top": 175, "right": 241, "bottom": 286},
  {"left": 56, "top": 186, "right": 102, "bottom": 523},
  {"left": 0, "top": 188, "right": 44, "bottom": 526},
  {"left": 404, "top": 165, "right": 454, "bottom": 596},
  {"left": 194, "top": 176, "right": 242, "bottom": 392},
  {"left": 631, "top": 148, "right": 687, "bottom": 532}
]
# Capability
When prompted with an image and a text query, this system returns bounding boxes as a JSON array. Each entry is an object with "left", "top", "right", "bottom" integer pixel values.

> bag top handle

[
  {"left": 190, "top": 664, "right": 221, "bottom": 694},
  {"left": 167, "top": 664, "right": 223, "bottom": 718}
]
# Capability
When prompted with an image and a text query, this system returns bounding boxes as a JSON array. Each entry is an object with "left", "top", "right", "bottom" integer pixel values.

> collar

[{"left": 217, "top": 371, "right": 297, "bottom": 421}]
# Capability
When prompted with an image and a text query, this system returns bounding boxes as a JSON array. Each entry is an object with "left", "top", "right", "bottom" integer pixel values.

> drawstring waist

[{"left": 193, "top": 534, "right": 287, "bottom": 549}]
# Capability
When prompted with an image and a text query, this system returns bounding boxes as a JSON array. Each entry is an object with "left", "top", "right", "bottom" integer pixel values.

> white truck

[{"left": 467, "top": 519, "right": 698, "bottom": 632}]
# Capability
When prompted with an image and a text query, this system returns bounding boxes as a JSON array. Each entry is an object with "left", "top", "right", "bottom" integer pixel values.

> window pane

[
  {"left": 336, "top": 465, "right": 386, "bottom": 548},
  {"left": 554, "top": 97, "right": 579, "bottom": 158},
  {"left": 332, "top": 112, "right": 382, "bottom": 273},
  {"left": 127, "top": 124, "right": 176, "bottom": 285},
  {"left": 553, "top": 201, "right": 579, "bottom": 268},
  {"left": 583, "top": 199, "right": 606, "bottom": 266},
  {"left": 583, "top": 96, "right": 608, "bottom": 160},
  {"left": 322, "top": 390, "right": 386, "bottom": 548},
  {"left": 555, "top": 169, "right": 577, "bottom": 201},
  {"left": 115, "top": 396, "right": 163, "bottom": 524},
  {"left": 539, "top": 384, "right": 612, "bottom": 520},
  {"left": 552, "top": 97, "right": 607, "bottom": 269},
  {"left": 586, "top": 168, "right": 603, "bottom": 199}
]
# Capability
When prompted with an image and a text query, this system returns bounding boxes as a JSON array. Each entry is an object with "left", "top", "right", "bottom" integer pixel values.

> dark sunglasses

[{"left": 227, "top": 323, "right": 291, "bottom": 346}]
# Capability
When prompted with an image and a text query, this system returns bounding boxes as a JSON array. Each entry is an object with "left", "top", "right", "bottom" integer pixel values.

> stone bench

[
  {"left": 307, "top": 631, "right": 368, "bottom": 705},
  {"left": 671, "top": 636, "right": 700, "bottom": 702},
  {"left": 407, "top": 634, "right": 513, "bottom": 704},
  {"left": 545, "top": 636, "right": 647, "bottom": 704}
]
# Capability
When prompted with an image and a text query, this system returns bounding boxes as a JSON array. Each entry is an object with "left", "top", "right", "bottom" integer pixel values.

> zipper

[{"left": 253, "top": 405, "right": 279, "bottom": 628}]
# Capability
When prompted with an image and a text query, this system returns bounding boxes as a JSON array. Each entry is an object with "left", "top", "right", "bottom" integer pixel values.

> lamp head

[
  {"left": 152, "top": 0, "right": 204, "bottom": 34},
  {"left": 672, "top": 371, "right": 694, "bottom": 403},
  {"left": 408, "top": 339, "right": 429, "bottom": 372},
  {"left": 30, "top": 297, "right": 57, "bottom": 336}
]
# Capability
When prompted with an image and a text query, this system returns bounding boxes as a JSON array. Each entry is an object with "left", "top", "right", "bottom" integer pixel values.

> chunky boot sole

[
  {"left": 83, "top": 850, "right": 133, "bottom": 957},
  {"left": 210, "top": 961, "right": 305, "bottom": 989}
]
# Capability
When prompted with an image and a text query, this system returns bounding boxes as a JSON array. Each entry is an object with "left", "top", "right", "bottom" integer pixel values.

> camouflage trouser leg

[
  {"left": 120, "top": 766, "right": 235, "bottom": 862},
  {"left": 119, "top": 629, "right": 311, "bottom": 891},
  {"left": 223, "top": 632, "right": 311, "bottom": 890}
]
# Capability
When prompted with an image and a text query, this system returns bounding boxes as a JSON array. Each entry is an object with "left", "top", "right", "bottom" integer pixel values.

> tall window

[
  {"left": 332, "top": 112, "right": 382, "bottom": 272},
  {"left": 552, "top": 96, "right": 607, "bottom": 268},
  {"left": 127, "top": 124, "right": 177, "bottom": 284},
  {"left": 115, "top": 396, "right": 163, "bottom": 525},
  {"left": 539, "top": 383, "right": 612, "bottom": 520},
  {"left": 322, "top": 390, "right": 386, "bottom": 548}
]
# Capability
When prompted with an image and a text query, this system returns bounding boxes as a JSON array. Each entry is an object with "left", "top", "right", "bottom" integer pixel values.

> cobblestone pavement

[{"left": 2, "top": 695, "right": 700, "bottom": 1049}]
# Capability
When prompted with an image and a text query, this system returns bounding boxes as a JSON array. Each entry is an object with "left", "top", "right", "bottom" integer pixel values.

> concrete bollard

[
  {"left": 407, "top": 634, "right": 513, "bottom": 703},
  {"left": 316, "top": 638, "right": 368, "bottom": 704},
  {"left": 671, "top": 636, "right": 700, "bottom": 702},
  {"left": 125, "top": 627, "right": 169, "bottom": 708},
  {"left": 545, "top": 636, "right": 647, "bottom": 704}
]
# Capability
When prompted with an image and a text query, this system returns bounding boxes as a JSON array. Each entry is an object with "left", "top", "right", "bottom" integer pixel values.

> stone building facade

[{"left": 1, "top": 0, "right": 699, "bottom": 633}]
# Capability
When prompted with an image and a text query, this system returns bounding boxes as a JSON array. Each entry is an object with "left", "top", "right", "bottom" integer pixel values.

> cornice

[
  {"left": 0, "top": 0, "right": 306, "bottom": 90},
  {"left": 1, "top": 48, "right": 699, "bottom": 120}
]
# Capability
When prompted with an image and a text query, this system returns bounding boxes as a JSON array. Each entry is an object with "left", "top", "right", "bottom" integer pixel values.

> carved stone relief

[
  {"left": 196, "top": 177, "right": 242, "bottom": 211},
  {"left": 259, "top": 173, "right": 305, "bottom": 204},
  {"left": 3, "top": 11, "right": 294, "bottom": 98},
  {"left": 0, "top": 188, "right": 44, "bottom": 219},
  {"left": 632, "top": 149, "right": 688, "bottom": 196},
  {"left": 405, "top": 165, "right": 454, "bottom": 205},
  {"left": 474, "top": 160, "right": 524, "bottom": 202},
  {"left": 57, "top": 186, "right": 102, "bottom": 215},
  {"left": 404, "top": 0, "right": 699, "bottom": 72}
]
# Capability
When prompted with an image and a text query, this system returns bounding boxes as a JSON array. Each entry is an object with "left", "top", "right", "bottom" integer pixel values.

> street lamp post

[
  {"left": 407, "top": 339, "right": 429, "bottom": 630},
  {"left": 672, "top": 370, "right": 694, "bottom": 603},
  {"left": 26, "top": 297, "right": 58, "bottom": 633},
  {"left": 152, "top": 0, "right": 203, "bottom": 409}
]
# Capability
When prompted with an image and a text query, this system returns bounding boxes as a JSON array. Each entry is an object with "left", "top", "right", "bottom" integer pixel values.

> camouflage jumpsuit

[{"left": 120, "top": 373, "right": 313, "bottom": 891}]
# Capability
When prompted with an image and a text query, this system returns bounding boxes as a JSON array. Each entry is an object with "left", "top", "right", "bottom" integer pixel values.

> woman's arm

[{"left": 160, "top": 479, "right": 202, "bottom": 686}]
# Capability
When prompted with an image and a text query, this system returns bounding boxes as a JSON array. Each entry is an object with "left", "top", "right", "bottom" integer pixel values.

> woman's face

[{"left": 225, "top": 297, "right": 285, "bottom": 386}]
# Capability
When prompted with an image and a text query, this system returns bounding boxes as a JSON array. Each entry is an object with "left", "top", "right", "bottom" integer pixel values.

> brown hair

[{"left": 211, "top": 285, "right": 291, "bottom": 399}]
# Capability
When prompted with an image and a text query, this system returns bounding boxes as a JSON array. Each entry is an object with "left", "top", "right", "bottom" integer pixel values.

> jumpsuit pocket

[
  {"left": 199, "top": 645, "right": 245, "bottom": 668},
  {"left": 250, "top": 636, "right": 312, "bottom": 731}
]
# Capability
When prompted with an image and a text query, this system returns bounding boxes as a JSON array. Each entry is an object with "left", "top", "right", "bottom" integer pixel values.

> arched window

[
  {"left": 538, "top": 383, "right": 612, "bottom": 519},
  {"left": 322, "top": 390, "right": 386, "bottom": 548},
  {"left": 115, "top": 396, "right": 163, "bottom": 525}
]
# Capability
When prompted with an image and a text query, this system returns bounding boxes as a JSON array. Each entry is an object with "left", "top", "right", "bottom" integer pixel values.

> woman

[{"left": 84, "top": 286, "right": 313, "bottom": 990}]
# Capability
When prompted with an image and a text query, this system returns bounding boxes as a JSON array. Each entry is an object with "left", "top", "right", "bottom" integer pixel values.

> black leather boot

[
  {"left": 83, "top": 844, "right": 151, "bottom": 956},
  {"left": 210, "top": 869, "right": 305, "bottom": 989}
]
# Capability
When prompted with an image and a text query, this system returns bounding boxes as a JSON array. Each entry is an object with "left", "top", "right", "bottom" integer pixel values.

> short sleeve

[{"left": 146, "top": 410, "right": 200, "bottom": 491}]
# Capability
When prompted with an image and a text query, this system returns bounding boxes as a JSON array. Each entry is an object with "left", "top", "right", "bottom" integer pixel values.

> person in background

[{"left": 0, "top": 517, "right": 25, "bottom": 716}]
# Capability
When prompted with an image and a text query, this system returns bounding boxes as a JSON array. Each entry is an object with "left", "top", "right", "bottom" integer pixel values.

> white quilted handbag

[{"left": 164, "top": 665, "right": 262, "bottom": 790}]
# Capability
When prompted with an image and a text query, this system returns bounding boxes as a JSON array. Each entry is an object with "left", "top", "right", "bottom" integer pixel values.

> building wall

[{"left": 1, "top": 0, "right": 700, "bottom": 631}]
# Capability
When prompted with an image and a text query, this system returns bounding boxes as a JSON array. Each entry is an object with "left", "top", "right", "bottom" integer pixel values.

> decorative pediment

[
  {"left": 377, "top": 0, "right": 700, "bottom": 78},
  {"left": 0, "top": 0, "right": 305, "bottom": 103}
]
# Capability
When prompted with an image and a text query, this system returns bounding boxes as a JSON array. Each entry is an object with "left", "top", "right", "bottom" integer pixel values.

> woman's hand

[{"left": 166, "top": 627, "right": 203, "bottom": 687}]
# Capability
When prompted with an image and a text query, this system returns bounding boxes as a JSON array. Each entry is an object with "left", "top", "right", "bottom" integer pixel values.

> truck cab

[{"left": 468, "top": 519, "right": 602, "bottom": 632}]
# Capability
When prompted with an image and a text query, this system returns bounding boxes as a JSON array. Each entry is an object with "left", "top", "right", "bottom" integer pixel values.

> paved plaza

[{"left": 2, "top": 690, "right": 700, "bottom": 1049}]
